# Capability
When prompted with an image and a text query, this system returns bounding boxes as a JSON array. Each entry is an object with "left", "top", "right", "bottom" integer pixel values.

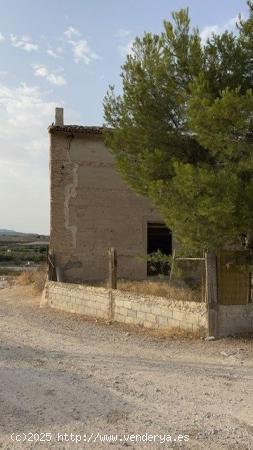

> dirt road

[{"left": 0, "top": 284, "right": 253, "bottom": 449}]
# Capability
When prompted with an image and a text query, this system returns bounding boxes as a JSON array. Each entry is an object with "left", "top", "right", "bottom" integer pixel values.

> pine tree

[{"left": 103, "top": 2, "right": 253, "bottom": 252}]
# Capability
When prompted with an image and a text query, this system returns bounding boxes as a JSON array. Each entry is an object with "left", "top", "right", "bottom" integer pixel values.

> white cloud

[
  {"left": 63, "top": 26, "right": 80, "bottom": 39},
  {"left": 63, "top": 27, "right": 99, "bottom": 64},
  {"left": 118, "top": 40, "right": 134, "bottom": 58},
  {"left": 116, "top": 29, "right": 131, "bottom": 38},
  {"left": 0, "top": 82, "right": 56, "bottom": 232},
  {"left": 47, "top": 47, "right": 64, "bottom": 59},
  {"left": 0, "top": 32, "right": 5, "bottom": 42},
  {"left": 68, "top": 39, "right": 99, "bottom": 64},
  {"left": 32, "top": 64, "right": 66, "bottom": 86},
  {"left": 10, "top": 34, "right": 38, "bottom": 52},
  {"left": 0, "top": 83, "right": 55, "bottom": 148},
  {"left": 47, "top": 49, "right": 59, "bottom": 59},
  {"left": 0, "top": 82, "right": 79, "bottom": 233},
  {"left": 200, "top": 15, "right": 240, "bottom": 42},
  {"left": 33, "top": 64, "right": 48, "bottom": 77},
  {"left": 47, "top": 73, "right": 66, "bottom": 86}
]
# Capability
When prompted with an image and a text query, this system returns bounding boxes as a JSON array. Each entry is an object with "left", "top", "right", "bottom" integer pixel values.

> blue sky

[{"left": 0, "top": 0, "right": 249, "bottom": 234}]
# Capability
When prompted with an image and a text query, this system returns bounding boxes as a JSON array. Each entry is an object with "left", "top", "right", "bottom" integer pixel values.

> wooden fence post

[
  {"left": 169, "top": 249, "right": 176, "bottom": 285},
  {"left": 205, "top": 252, "right": 218, "bottom": 338},
  {"left": 108, "top": 247, "right": 117, "bottom": 289},
  {"left": 201, "top": 250, "right": 206, "bottom": 302}
]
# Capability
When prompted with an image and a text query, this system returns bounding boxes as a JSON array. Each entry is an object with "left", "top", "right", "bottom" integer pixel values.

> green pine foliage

[{"left": 103, "top": 2, "right": 253, "bottom": 252}]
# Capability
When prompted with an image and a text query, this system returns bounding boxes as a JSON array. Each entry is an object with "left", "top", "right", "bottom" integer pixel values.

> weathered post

[
  {"left": 201, "top": 249, "right": 206, "bottom": 302},
  {"left": 48, "top": 251, "right": 55, "bottom": 281},
  {"left": 108, "top": 247, "right": 117, "bottom": 289},
  {"left": 169, "top": 249, "right": 176, "bottom": 285},
  {"left": 205, "top": 252, "right": 218, "bottom": 338}
]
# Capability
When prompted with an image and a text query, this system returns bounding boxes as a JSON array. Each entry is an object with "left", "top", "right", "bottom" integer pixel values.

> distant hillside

[
  {"left": 0, "top": 229, "right": 37, "bottom": 236},
  {"left": 0, "top": 229, "right": 22, "bottom": 235},
  {"left": 0, "top": 229, "right": 49, "bottom": 241}
]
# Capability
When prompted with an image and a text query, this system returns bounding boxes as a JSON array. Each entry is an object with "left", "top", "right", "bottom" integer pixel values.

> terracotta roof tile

[{"left": 48, "top": 125, "right": 103, "bottom": 135}]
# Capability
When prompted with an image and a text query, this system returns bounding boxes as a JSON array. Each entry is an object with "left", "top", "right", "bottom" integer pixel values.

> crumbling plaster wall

[{"left": 50, "top": 131, "right": 161, "bottom": 281}]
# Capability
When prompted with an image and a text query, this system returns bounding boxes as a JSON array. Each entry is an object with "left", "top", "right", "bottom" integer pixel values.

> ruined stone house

[
  {"left": 47, "top": 108, "right": 253, "bottom": 338},
  {"left": 49, "top": 108, "right": 172, "bottom": 282}
]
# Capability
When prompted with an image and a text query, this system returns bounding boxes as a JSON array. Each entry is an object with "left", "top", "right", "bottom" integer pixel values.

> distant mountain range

[
  {"left": 0, "top": 229, "right": 48, "bottom": 238},
  {"left": 0, "top": 229, "right": 21, "bottom": 235}
]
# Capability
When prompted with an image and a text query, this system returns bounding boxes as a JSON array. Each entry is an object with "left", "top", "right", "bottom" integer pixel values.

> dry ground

[{"left": 0, "top": 283, "right": 253, "bottom": 449}]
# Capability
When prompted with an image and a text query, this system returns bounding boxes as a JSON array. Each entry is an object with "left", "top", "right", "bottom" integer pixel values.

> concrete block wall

[
  {"left": 42, "top": 282, "right": 110, "bottom": 319},
  {"left": 218, "top": 304, "right": 253, "bottom": 337},
  {"left": 42, "top": 281, "right": 208, "bottom": 333},
  {"left": 113, "top": 290, "right": 207, "bottom": 331}
]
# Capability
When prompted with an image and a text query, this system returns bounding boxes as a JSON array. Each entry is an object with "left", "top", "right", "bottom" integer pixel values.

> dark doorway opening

[{"left": 147, "top": 222, "right": 172, "bottom": 276}]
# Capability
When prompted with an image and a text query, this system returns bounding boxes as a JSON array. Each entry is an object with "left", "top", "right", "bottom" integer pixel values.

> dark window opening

[{"left": 147, "top": 222, "right": 172, "bottom": 276}]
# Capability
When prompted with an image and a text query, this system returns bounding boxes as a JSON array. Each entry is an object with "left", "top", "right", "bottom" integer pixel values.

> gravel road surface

[{"left": 0, "top": 284, "right": 253, "bottom": 449}]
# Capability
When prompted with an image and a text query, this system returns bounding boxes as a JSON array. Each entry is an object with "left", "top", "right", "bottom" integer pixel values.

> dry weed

[
  {"left": 85, "top": 279, "right": 202, "bottom": 302},
  {"left": 18, "top": 271, "right": 34, "bottom": 285},
  {"left": 17, "top": 265, "right": 47, "bottom": 292},
  {"left": 116, "top": 279, "right": 202, "bottom": 302}
]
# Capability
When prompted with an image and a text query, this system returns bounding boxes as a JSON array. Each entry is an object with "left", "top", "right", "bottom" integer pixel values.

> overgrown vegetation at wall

[
  {"left": 83, "top": 279, "right": 203, "bottom": 302},
  {"left": 116, "top": 280, "right": 202, "bottom": 302}
]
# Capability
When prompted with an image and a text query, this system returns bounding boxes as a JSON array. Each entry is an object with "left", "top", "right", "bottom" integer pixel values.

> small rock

[{"left": 205, "top": 336, "right": 216, "bottom": 341}]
